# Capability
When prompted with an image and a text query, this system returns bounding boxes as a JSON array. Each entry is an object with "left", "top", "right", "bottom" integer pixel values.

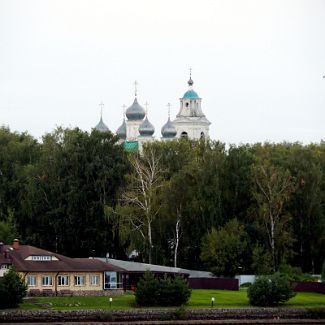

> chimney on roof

[{"left": 12, "top": 239, "right": 20, "bottom": 250}]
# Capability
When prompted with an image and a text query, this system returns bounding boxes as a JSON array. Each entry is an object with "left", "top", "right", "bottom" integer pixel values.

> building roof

[
  {"left": 161, "top": 117, "right": 177, "bottom": 138},
  {"left": 116, "top": 118, "right": 127, "bottom": 140},
  {"left": 96, "top": 258, "right": 215, "bottom": 278},
  {"left": 95, "top": 117, "right": 110, "bottom": 132},
  {"left": 125, "top": 98, "right": 146, "bottom": 121},
  {"left": 182, "top": 89, "right": 200, "bottom": 99},
  {"left": 182, "top": 76, "right": 200, "bottom": 99},
  {"left": 0, "top": 243, "right": 125, "bottom": 273},
  {"left": 97, "top": 258, "right": 188, "bottom": 275},
  {"left": 123, "top": 140, "right": 139, "bottom": 152},
  {"left": 139, "top": 116, "right": 155, "bottom": 137}
]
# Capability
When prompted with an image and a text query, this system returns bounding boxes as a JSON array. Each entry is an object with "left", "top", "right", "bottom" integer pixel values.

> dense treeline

[
  {"left": 0, "top": 127, "right": 130, "bottom": 258},
  {"left": 0, "top": 126, "right": 324, "bottom": 275}
]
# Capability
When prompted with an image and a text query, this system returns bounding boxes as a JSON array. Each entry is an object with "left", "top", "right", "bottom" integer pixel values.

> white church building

[{"left": 94, "top": 74, "right": 211, "bottom": 149}]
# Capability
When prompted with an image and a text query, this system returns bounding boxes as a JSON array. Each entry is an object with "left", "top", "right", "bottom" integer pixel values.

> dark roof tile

[{"left": 2, "top": 245, "right": 125, "bottom": 273}]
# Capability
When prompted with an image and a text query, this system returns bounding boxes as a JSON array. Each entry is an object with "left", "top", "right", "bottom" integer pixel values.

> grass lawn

[
  {"left": 188, "top": 289, "right": 325, "bottom": 308},
  {"left": 19, "top": 289, "right": 325, "bottom": 310}
]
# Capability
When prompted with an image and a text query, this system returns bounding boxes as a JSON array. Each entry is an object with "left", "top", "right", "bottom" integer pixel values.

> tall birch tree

[
  {"left": 121, "top": 147, "right": 163, "bottom": 264},
  {"left": 252, "top": 160, "right": 295, "bottom": 271}
]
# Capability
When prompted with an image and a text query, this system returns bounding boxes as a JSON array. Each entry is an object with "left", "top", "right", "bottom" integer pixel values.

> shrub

[
  {"left": 240, "top": 282, "right": 252, "bottom": 288},
  {"left": 135, "top": 272, "right": 191, "bottom": 307},
  {"left": 134, "top": 271, "right": 160, "bottom": 306},
  {"left": 159, "top": 276, "right": 174, "bottom": 306},
  {"left": 247, "top": 273, "right": 295, "bottom": 306},
  {"left": 173, "top": 305, "right": 188, "bottom": 320},
  {"left": 159, "top": 275, "right": 191, "bottom": 306},
  {"left": 0, "top": 267, "right": 27, "bottom": 308},
  {"left": 279, "top": 264, "right": 315, "bottom": 282}
]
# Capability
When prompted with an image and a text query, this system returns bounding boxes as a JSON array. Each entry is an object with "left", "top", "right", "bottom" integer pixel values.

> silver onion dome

[
  {"left": 139, "top": 116, "right": 155, "bottom": 136},
  {"left": 95, "top": 117, "right": 109, "bottom": 132},
  {"left": 125, "top": 98, "right": 146, "bottom": 121},
  {"left": 116, "top": 118, "right": 127, "bottom": 140},
  {"left": 161, "top": 117, "right": 177, "bottom": 138}
]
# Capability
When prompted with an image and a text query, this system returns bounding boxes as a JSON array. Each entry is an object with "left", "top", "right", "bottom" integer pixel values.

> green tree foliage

[
  {"left": 0, "top": 267, "right": 27, "bottom": 308},
  {"left": 321, "top": 260, "right": 325, "bottom": 283},
  {"left": 0, "top": 127, "right": 40, "bottom": 236},
  {"left": 279, "top": 264, "right": 315, "bottom": 282},
  {"left": 134, "top": 271, "right": 160, "bottom": 306},
  {"left": 251, "top": 159, "right": 295, "bottom": 271},
  {"left": 118, "top": 146, "right": 163, "bottom": 264},
  {"left": 200, "top": 219, "right": 247, "bottom": 277},
  {"left": 247, "top": 273, "right": 295, "bottom": 306},
  {"left": 135, "top": 272, "right": 191, "bottom": 307},
  {"left": 0, "top": 210, "right": 17, "bottom": 244},
  {"left": 0, "top": 125, "right": 324, "bottom": 274},
  {"left": 16, "top": 127, "right": 130, "bottom": 257},
  {"left": 284, "top": 144, "right": 325, "bottom": 273},
  {"left": 159, "top": 275, "right": 191, "bottom": 306},
  {"left": 251, "top": 245, "right": 273, "bottom": 275},
  {"left": 152, "top": 140, "right": 226, "bottom": 269},
  {"left": 222, "top": 145, "right": 255, "bottom": 221}
]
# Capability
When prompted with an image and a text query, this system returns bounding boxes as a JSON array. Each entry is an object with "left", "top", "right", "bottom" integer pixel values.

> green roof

[
  {"left": 123, "top": 141, "right": 139, "bottom": 152},
  {"left": 183, "top": 89, "right": 199, "bottom": 99}
]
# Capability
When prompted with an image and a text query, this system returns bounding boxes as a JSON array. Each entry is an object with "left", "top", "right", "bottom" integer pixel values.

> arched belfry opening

[{"left": 180, "top": 131, "right": 188, "bottom": 139}]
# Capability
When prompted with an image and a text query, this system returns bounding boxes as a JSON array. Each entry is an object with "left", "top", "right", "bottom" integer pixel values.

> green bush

[
  {"left": 134, "top": 271, "right": 160, "bottom": 306},
  {"left": 247, "top": 273, "right": 295, "bottom": 306},
  {"left": 321, "top": 260, "right": 325, "bottom": 283},
  {"left": 0, "top": 267, "right": 27, "bottom": 309},
  {"left": 279, "top": 264, "right": 315, "bottom": 282},
  {"left": 135, "top": 272, "right": 191, "bottom": 307},
  {"left": 158, "top": 276, "right": 174, "bottom": 306},
  {"left": 159, "top": 275, "right": 191, "bottom": 306},
  {"left": 240, "top": 282, "right": 252, "bottom": 288}
]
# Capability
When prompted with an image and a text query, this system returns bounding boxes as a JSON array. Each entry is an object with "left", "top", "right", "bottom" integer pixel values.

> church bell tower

[{"left": 173, "top": 72, "right": 211, "bottom": 139}]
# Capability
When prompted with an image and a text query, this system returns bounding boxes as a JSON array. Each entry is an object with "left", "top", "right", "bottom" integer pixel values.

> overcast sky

[{"left": 0, "top": 0, "right": 324, "bottom": 144}]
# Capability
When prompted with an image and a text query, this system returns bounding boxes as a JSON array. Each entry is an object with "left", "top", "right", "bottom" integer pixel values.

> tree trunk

[
  {"left": 148, "top": 219, "right": 152, "bottom": 264},
  {"left": 174, "top": 217, "right": 181, "bottom": 268}
]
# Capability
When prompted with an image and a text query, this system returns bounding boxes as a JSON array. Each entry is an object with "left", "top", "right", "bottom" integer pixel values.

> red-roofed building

[{"left": 0, "top": 240, "right": 125, "bottom": 296}]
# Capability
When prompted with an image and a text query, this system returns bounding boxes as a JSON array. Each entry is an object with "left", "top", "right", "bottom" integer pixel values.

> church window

[
  {"left": 181, "top": 132, "right": 188, "bottom": 138},
  {"left": 200, "top": 132, "right": 205, "bottom": 139},
  {"left": 185, "top": 103, "right": 189, "bottom": 107}
]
